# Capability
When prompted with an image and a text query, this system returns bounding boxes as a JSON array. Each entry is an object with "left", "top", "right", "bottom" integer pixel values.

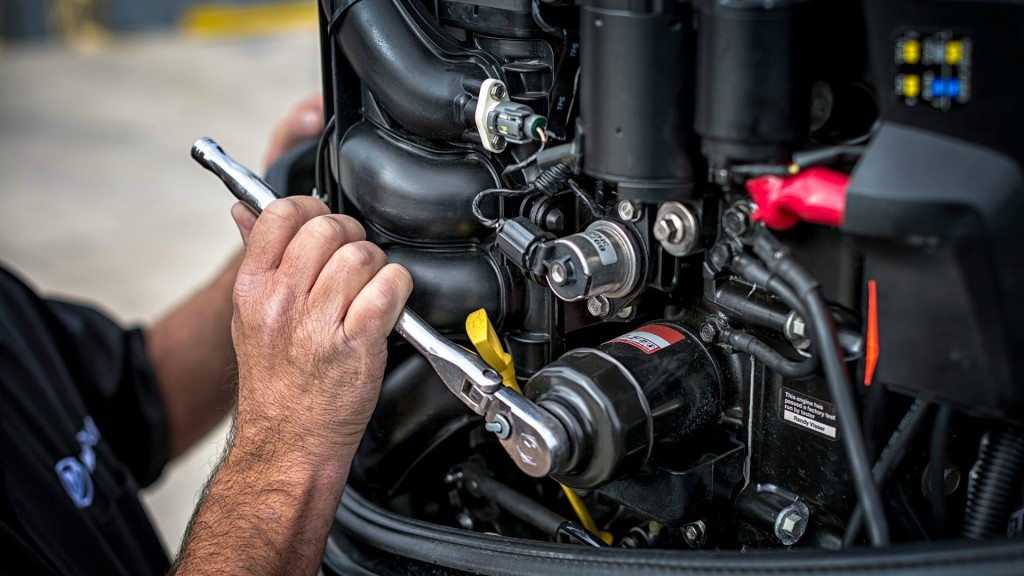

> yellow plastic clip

[{"left": 466, "top": 308, "right": 521, "bottom": 394}]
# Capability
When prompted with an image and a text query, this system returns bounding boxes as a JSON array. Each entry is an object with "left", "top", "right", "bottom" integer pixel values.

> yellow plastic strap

[
  {"left": 561, "top": 485, "right": 614, "bottom": 545},
  {"left": 465, "top": 309, "right": 521, "bottom": 394},
  {"left": 466, "top": 308, "right": 610, "bottom": 543}
]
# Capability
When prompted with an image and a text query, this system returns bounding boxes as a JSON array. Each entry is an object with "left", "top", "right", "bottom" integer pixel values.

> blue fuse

[
  {"left": 947, "top": 78, "right": 961, "bottom": 98},
  {"left": 931, "top": 78, "right": 947, "bottom": 98}
]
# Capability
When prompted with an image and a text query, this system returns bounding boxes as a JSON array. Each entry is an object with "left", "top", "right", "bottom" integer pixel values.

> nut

[
  {"left": 489, "top": 82, "right": 507, "bottom": 100},
  {"left": 682, "top": 520, "right": 706, "bottom": 547}
]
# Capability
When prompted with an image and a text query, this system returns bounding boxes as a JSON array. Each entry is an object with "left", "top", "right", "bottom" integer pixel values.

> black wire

[
  {"left": 472, "top": 187, "right": 529, "bottom": 228},
  {"left": 843, "top": 399, "right": 934, "bottom": 547},
  {"left": 315, "top": 115, "right": 337, "bottom": 209},
  {"left": 502, "top": 138, "right": 548, "bottom": 177},
  {"left": 750, "top": 229, "right": 890, "bottom": 546},
  {"left": 567, "top": 179, "right": 604, "bottom": 218},
  {"left": 531, "top": 0, "right": 565, "bottom": 38}
]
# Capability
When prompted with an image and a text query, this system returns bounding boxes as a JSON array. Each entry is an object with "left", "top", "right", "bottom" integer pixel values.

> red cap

[{"left": 746, "top": 167, "right": 849, "bottom": 230}]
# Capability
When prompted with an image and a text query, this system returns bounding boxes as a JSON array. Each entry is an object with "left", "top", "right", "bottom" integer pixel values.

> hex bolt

[
  {"left": 653, "top": 202, "right": 699, "bottom": 257},
  {"left": 485, "top": 414, "right": 512, "bottom": 440},
  {"left": 779, "top": 512, "right": 801, "bottom": 537},
  {"left": 699, "top": 321, "right": 719, "bottom": 343},
  {"left": 783, "top": 312, "right": 807, "bottom": 341},
  {"left": 682, "top": 520, "right": 706, "bottom": 547},
  {"left": 773, "top": 502, "right": 810, "bottom": 545},
  {"left": 617, "top": 200, "right": 641, "bottom": 222},
  {"left": 489, "top": 82, "right": 507, "bottom": 100},
  {"left": 653, "top": 214, "right": 682, "bottom": 244},
  {"left": 588, "top": 295, "right": 611, "bottom": 317},
  {"left": 722, "top": 204, "right": 753, "bottom": 238},
  {"left": 616, "top": 306, "right": 634, "bottom": 319}
]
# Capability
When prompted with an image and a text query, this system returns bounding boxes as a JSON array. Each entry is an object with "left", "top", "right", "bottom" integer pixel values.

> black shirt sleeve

[{"left": 38, "top": 299, "right": 172, "bottom": 488}]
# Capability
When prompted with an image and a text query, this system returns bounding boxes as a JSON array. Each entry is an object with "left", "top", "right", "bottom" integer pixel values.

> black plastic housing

[
  {"left": 694, "top": 0, "right": 806, "bottom": 168},
  {"left": 338, "top": 121, "right": 499, "bottom": 243},
  {"left": 843, "top": 0, "right": 1024, "bottom": 423},
  {"left": 333, "top": 0, "right": 499, "bottom": 140},
  {"left": 526, "top": 322, "right": 721, "bottom": 489},
  {"left": 579, "top": 0, "right": 695, "bottom": 201}
]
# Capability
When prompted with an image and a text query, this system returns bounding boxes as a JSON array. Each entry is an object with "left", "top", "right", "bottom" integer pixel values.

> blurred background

[{"left": 0, "top": 0, "right": 321, "bottom": 555}]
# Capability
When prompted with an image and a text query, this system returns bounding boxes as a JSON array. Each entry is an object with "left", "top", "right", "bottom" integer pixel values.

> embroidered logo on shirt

[{"left": 55, "top": 416, "right": 100, "bottom": 509}]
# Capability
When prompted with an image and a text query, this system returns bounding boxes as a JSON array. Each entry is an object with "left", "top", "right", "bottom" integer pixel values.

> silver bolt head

[
  {"left": 653, "top": 218, "right": 674, "bottom": 243},
  {"left": 587, "top": 296, "right": 611, "bottom": 317},
  {"left": 489, "top": 82, "right": 507, "bottom": 100},
  {"left": 684, "top": 525, "right": 699, "bottom": 540},
  {"left": 549, "top": 262, "right": 567, "bottom": 285},
  {"left": 654, "top": 214, "right": 684, "bottom": 244},
  {"left": 780, "top": 512, "right": 802, "bottom": 536},
  {"left": 616, "top": 306, "right": 634, "bottom": 319},
  {"left": 617, "top": 200, "right": 638, "bottom": 221}
]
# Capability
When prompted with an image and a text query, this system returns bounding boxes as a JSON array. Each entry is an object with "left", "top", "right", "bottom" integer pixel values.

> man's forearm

[
  {"left": 171, "top": 427, "right": 352, "bottom": 575},
  {"left": 147, "top": 252, "right": 242, "bottom": 458}
]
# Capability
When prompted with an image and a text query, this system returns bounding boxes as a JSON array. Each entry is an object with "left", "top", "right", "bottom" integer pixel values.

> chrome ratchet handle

[
  {"left": 192, "top": 137, "right": 570, "bottom": 479},
  {"left": 192, "top": 137, "right": 279, "bottom": 215},
  {"left": 394, "top": 308, "right": 503, "bottom": 415}
]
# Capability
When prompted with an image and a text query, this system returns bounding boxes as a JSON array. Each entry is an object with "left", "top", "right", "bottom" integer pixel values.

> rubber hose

[
  {"left": 722, "top": 328, "right": 817, "bottom": 378},
  {"left": 963, "top": 426, "right": 1024, "bottom": 540}
]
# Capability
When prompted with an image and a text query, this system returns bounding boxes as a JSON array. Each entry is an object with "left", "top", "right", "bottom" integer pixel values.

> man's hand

[
  {"left": 262, "top": 94, "right": 323, "bottom": 170},
  {"left": 232, "top": 196, "right": 411, "bottom": 462},
  {"left": 173, "top": 197, "right": 412, "bottom": 575}
]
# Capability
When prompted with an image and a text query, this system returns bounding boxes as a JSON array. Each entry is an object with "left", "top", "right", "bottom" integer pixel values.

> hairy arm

[
  {"left": 172, "top": 197, "right": 412, "bottom": 575},
  {"left": 147, "top": 253, "right": 241, "bottom": 458},
  {"left": 148, "top": 95, "right": 325, "bottom": 458}
]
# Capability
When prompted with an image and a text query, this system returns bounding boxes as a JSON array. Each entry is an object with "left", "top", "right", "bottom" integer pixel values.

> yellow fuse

[
  {"left": 902, "top": 74, "right": 921, "bottom": 98},
  {"left": 945, "top": 40, "right": 963, "bottom": 65},
  {"left": 902, "top": 39, "right": 921, "bottom": 64}
]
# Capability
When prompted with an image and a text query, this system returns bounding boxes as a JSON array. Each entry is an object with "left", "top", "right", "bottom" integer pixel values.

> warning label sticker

[
  {"left": 610, "top": 324, "right": 685, "bottom": 354},
  {"left": 780, "top": 387, "right": 838, "bottom": 441}
]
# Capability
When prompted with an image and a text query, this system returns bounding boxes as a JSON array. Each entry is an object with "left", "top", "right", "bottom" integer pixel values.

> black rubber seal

[{"left": 331, "top": 488, "right": 1024, "bottom": 576}]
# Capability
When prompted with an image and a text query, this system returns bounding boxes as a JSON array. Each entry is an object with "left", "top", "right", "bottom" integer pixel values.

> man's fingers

[
  {"left": 343, "top": 263, "right": 414, "bottom": 341},
  {"left": 278, "top": 215, "right": 367, "bottom": 295},
  {"left": 309, "top": 241, "right": 387, "bottom": 321},
  {"left": 230, "top": 202, "right": 258, "bottom": 246},
  {"left": 242, "top": 197, "right": 331, "bottom": 278}
]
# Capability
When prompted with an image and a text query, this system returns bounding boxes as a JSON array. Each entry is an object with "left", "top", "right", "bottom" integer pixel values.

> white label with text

[{"left": 780, "top": 387, "right": 838, "bottom": 441}]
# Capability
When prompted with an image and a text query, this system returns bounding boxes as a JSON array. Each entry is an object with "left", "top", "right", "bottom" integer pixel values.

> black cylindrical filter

[
  {"left": 579, "top": 0, "right": 695, "bottom": 202},
  {"left": 525, "top": 321, "right": 721, "bottom": 489},
  {"left": 694, "top": 0, "right": 807, "bottom": 169}
]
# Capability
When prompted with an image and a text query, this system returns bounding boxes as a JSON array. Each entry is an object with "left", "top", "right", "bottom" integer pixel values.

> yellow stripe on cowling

[{"left": 180, "top": 2, "right": 317, "bottom": 38}]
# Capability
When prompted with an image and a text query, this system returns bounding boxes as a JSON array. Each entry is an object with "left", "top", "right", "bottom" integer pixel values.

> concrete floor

[{"left": 0, "top": 31, "right": 321, "bottom": 554}]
